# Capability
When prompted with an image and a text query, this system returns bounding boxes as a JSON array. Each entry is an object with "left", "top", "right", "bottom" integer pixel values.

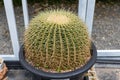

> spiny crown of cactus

[{"left": 24, "top": 10, "right": 91, "bottom": 73}]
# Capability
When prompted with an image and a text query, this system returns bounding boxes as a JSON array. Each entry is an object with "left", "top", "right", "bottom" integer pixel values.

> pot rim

[{"left": 19, "top": 42, "right": 97, "bottom": 79}]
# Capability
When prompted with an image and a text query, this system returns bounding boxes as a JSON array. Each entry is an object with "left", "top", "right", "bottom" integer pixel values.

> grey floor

[
  {"left": 95, "top": 64, "right": 120, "bottom": 80},
  {"left": 7, "top": 69, "right": 33, "bottom": 80},
  {"left": 5, "top": 63, "right": 120, "bottom": 80}
]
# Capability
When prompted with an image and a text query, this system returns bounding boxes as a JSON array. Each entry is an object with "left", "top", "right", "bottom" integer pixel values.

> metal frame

[
  {"left": 22, "top": 0, "right": 29, "bottom": 28},
  {"left": 78, "top": 0, "right": 120, "bottom": 61},
  {"left": 1, "top": 0, "right": 120, "bottom": 62},
  {"left": 97, "top": 50, "right": 120, "bottom": 60},
  {"left": 1, "top": 0, "right": 20, "bottom": 61},
  {"left": 1, "top": 0, "right": 28, "bottom": 61}
]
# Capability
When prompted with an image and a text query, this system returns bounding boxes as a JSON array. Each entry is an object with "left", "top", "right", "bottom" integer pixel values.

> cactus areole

[{"left": 19, "top": 10, "right": 97, "bottom": 79}]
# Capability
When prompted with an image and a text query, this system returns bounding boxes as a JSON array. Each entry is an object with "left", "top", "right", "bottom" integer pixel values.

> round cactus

[{"left": 24, "top": 10, "right": 91, "bottom": 72}]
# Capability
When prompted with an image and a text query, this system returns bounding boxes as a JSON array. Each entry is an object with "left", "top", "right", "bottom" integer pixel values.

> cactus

[{"left": 24, "top": 10, "right": 91, "bottom": 72}]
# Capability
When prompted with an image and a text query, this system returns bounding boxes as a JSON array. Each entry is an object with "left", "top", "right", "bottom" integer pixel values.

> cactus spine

[{"left": 24, "top": 10, "right": 91, "bottom": 72}]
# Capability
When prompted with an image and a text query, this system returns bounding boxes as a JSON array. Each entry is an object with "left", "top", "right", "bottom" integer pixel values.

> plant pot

[
  {"left": 19, "top": 43, "right": 97, "bottom": 80},
  {"left": 0, "top": 58, "right": 8, "bottom": 80},
  {"left": 0, "top": 58, "right": 4, "bottom": 71}
]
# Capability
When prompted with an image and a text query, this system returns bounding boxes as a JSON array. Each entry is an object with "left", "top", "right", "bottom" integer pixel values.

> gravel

[
  {"left": 0, "top": 7, "right": 13, "bottom": 54},
  {"left": 92, "top": 2, "right": 120, "bottom": 50},
  {"left": 0, "top": 2, "right": 120, "bottom": 54}
]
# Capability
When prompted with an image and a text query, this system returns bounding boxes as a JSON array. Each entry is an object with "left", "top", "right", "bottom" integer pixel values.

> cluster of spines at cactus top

[{"left": 24, "top": 9, "right": 91, "bottom": 73}]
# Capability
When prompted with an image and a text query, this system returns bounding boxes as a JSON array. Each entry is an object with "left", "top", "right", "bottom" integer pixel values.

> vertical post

[
  {"left": 3, "top": 0, "right": 19, "bottom": 59},
  {"left": 78, "top": 0, "right": 87, "bottom": 22},
  {"left": 85, "top": 0, "right": 96, "bottom": 35},
  {"left": 22, "top": 0, "right": 29, "bottom": 28}
]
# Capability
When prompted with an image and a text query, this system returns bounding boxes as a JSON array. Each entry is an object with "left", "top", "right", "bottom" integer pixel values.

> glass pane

[
  {"left": 0, "top": 5, "right": 13, "bottom": 54},
  {"left": 92, "top": 1, "right": 120, "bottom": 50},
  {"left": 14, "top": 6, "right": 25, "bottom": 45}
]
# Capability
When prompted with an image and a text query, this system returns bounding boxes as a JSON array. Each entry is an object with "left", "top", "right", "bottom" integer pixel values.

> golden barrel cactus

[{"left": 24, "top": 10, "right": 91, "bottom": 72}]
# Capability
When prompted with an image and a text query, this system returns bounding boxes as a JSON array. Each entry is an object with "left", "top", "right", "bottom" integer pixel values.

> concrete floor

[
  {"left": 95, "top": 63, "right": 120, "bottom": 80},
  {"left": 6, "top": 69, "right": 33, "bottom": 80}
]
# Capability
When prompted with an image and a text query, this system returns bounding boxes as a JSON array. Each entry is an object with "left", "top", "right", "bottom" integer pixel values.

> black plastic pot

[{"left": 19, "top": 43, "right": 97, "bottom": 80}]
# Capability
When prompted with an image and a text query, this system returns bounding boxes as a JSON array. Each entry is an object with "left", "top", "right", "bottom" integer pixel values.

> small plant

[{"left": 24, "top": 10, "right": 91, "bottom": 72}]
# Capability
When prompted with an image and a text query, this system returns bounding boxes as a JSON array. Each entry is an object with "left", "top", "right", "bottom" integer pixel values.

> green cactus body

[{"left": 24, "top": 10, "right": 91, "bottom": 73}]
